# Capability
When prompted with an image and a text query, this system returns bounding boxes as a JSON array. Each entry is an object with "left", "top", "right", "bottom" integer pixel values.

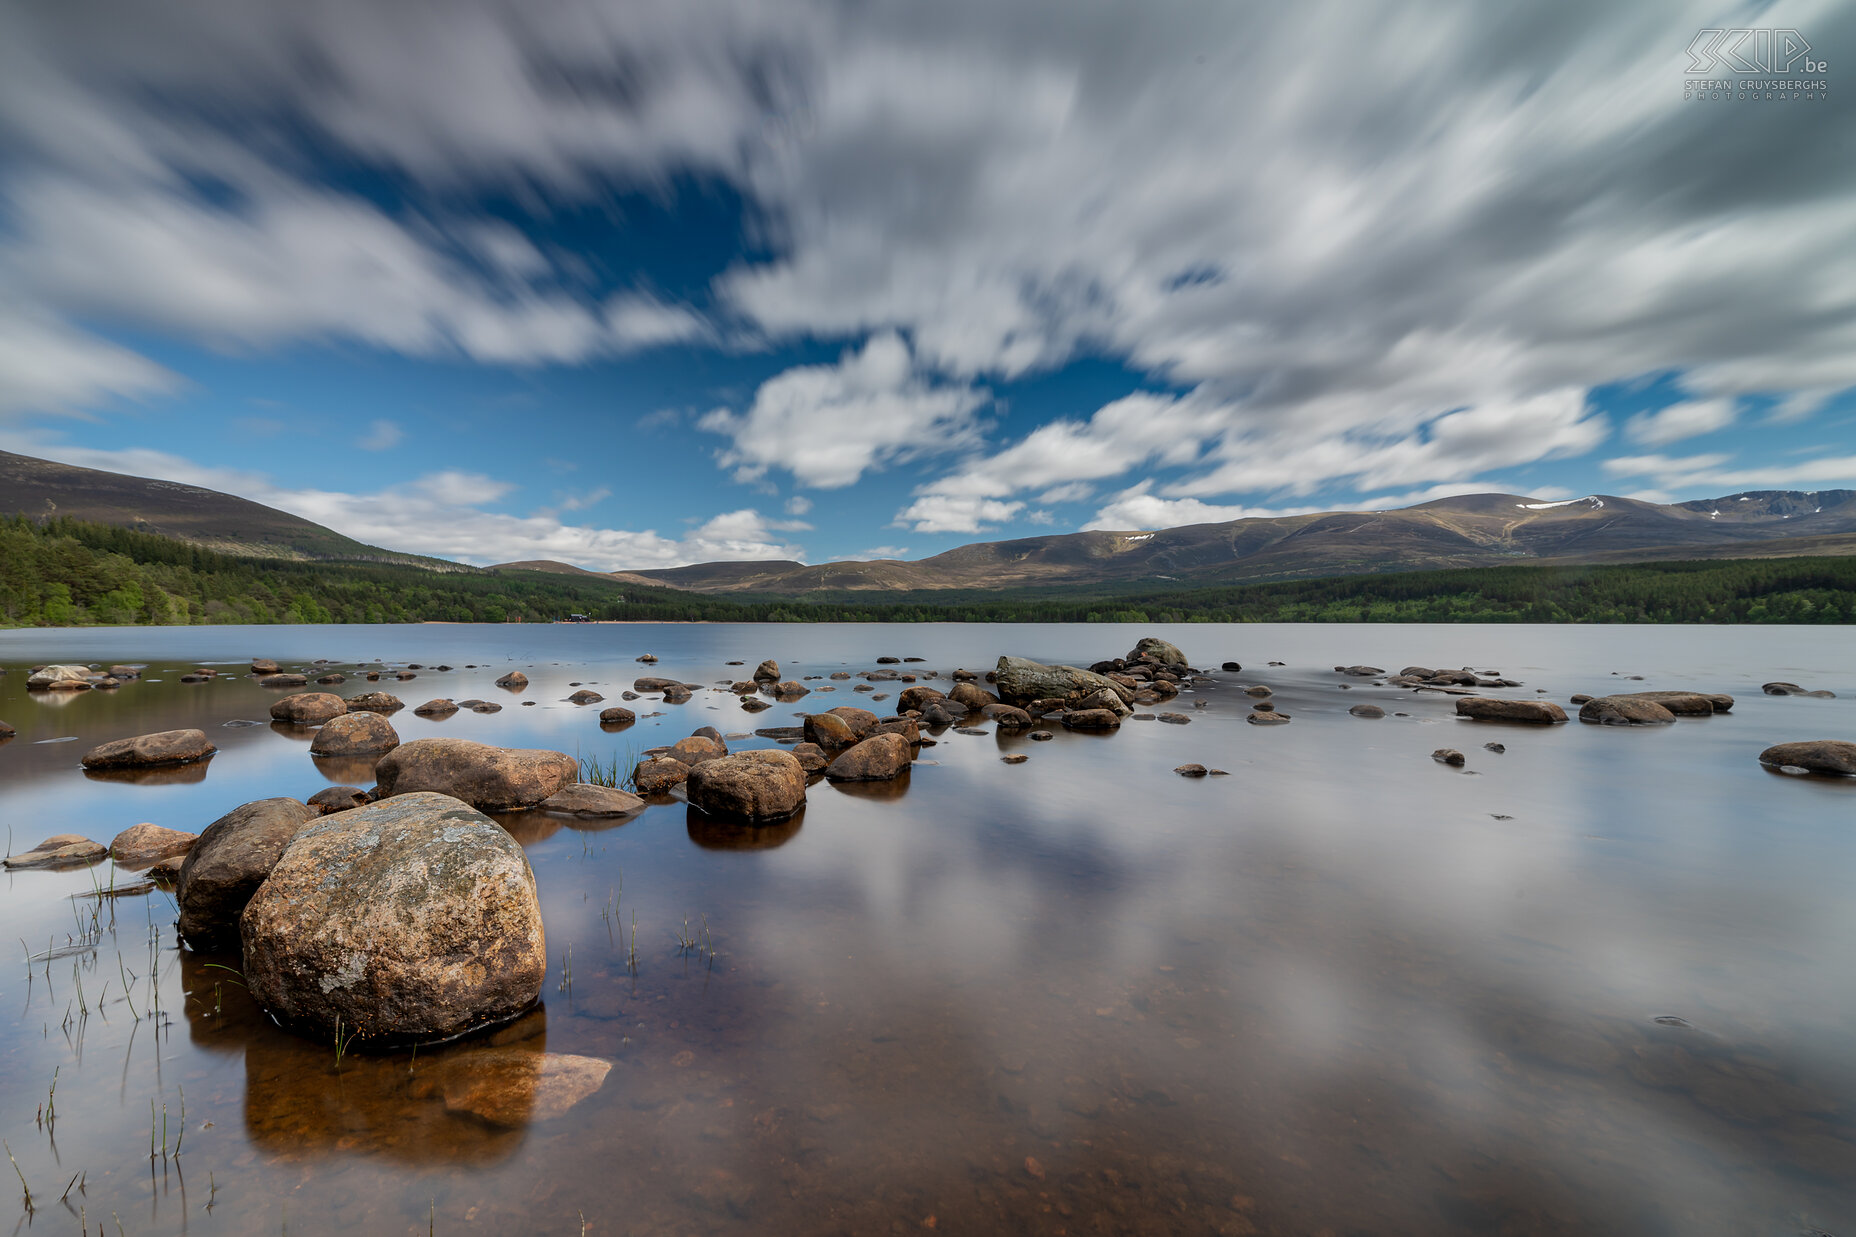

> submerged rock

[
  {"left": 1335, "top": 665, "right": 1385, "bottom": 676},
  {"left": 1432, "top": 748, "right": 1467, "bottom": 767},
  {"left": 0, "top": 719, "right": 14, "bottom": 739},
  {"left": 412, "top": 698, "right": 459, "bottom": 717},
  {"left": 309, "top": 711, "right": 401, "bottom": 757},
  {"left": 251, "top": 658, "right": 280, "bottom": 674},
  {"left": 1455, "top": 697, "right": 1568, "bottom": 724},
  {"left": 1757, "top": 740, "right": 1856, "bottom": 776},
  {"left": 538, "top": 784, "right": 645, "bottom": 816},
  {"left": 1348, "top": 704, "right": 1386, "bottom": 719},
  {"left": 240, "top": 792, "right": 546, "bottom": 1041},
  {"left": 1175, "top": 764, "right": 1208, "bottom": 777},
  {"left": 598, "top": 705, "right": 636, "bottom": 726},
  {"left": 495, "top": 671, "right": 528, "bottom": 689},
  {"left": 439, "top": 1049, "right": 612, "bottom": 1126},
  {"left": 1246, "top": 710, "right": 1291, "bottom": 725},
  {"left": 687, "top": 750, "right": 808, "bottom": 819},
  {"left": 109, "top": 823, "right": 198, "bottom": 866},
  {"left": 258, "top": 673, "right": 309, "bottom": 688},
  {"left": 567, "top": 689, "right": 604, "bottom": 705},
  {"left": 1062, "top": 709, "right": 1122, "bottom": 730},
  {"left": 177, "top": 798, "right": 318, "bottom": 949},
  {"left": 5, "top": 834, "right": 107, "bottom": 869},
  {"left": 81, "top": 728, "right": 216, "bottom": 769},
  {"left": 269, "top": 692, "right": 348, "bottom": 725},
  {"left": 1763, "top": 681, "right": 1836, "bottom": 698},
  {"left": 374, "top": 739, "right": 578, "bottom": 811}
]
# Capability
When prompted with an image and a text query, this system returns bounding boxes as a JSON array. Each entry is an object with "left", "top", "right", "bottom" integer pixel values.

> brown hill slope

[{"left": 0, "top": 449, "right": 448, "bottom": 565}]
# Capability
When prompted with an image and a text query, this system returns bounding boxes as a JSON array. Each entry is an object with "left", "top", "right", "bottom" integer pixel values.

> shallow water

[{"left": 1, "top": 622, "right": 1853, "bottom": 1236}]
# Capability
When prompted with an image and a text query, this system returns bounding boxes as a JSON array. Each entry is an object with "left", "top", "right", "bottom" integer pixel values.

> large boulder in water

[
  {"left": 5, "top": 835, "right": 107, "bottom": 869},
  {"left": 309, "top": 711, "right": 400, "bottom": 757},
  {"left": 995, "top": 657, "right": 1133, "bottom": 708},
  {"left": 269, "top": 692, "right": 348, "bottom": 725},
  {"left": 239, "top": 792, "right": 546, "bottom": 1041},
  {"left": 824, "top": 733, "right": 912, "bottom": 782},
  {"left": 1129, "top": 637, "right": 1188, "bottom": 667},
  {"left": 752, "top": 658, "right": 780, "bottom": 683},
  {"left": 686, "top": 750, "right": 808, "bottom": 821},
  {"left": 1455, "top": 697, "right": 1567, "bottom": 724},
  {"left": 1579, "top": 696, "right": 1677, "bottom": 725},
  {"left": 81, "top": 729, "right": 216, "bottom": 769},
  {"left": 1757, "top": 740, "right": 1856, "bottom": 776},
  {"left": 177, "top": 798, "right": 318, "bottom": 950},
  {"left": 374, "top": 739, "right": 578, "bottom": 811}
]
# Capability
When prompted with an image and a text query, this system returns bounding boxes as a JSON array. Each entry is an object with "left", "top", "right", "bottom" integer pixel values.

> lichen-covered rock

[
  {"left": 538, "top": 784, "right": 645, "bottom": 816},
  {"left": 374, "top": 739, "right": 578, "bottom": 811},
  {"left": 177, "top": 798, "right": 318, "bottom": 949},
  {"left": 269, "top": 692, "right": 348, "bottom": 725},
  {"left": 666, "top": 735, "right": 727, "bottom": 767},
  {"left": 686, "top": 750, "right": 808, "bottom": 820},
  {"left": 1130, "top": 637, "right": 1188, "bottom": 667},
  {"left": 109, "top": 823, "right": 198, "bottom": 866},
  {"left": 825, "top": 733, "right": 912, "bottom": 782},
  {"left": 309, "top": 711, "right": 401, "bottom": 757},
  {"left": 790, "top": 742, "right": 829, "bottom": 773},
  {"left": 995, "top": 656, "right": 1133, "bottom": 708},
  {"left": 345, "top": 691, "right": 405, "bottom": 713},
  {"left": 633, "top": 758, "right": 691, "bottom": 795},
  {"left": 1757, "top": 740, "right": 1856, "bottom": 776},
  {"left": 1455, "top": 697, "right": 1568, "bottom": 724},
  {"left": 1579, "top": 696, "right": 1676, "bottom": 725},
  {"left": 948, "top": 682, "right": 999, "bottom": 711},
  {"left": 804, "top": 712, "right": 861, "bottom": 749},
  {"left": 239, "top": 793, "right": 546, "bottom": 1041},
  {"left": 81, "top": 729, "right": 216, "bottom": 769},
  {"left": 5, "top": 834, "right": 107, "bottom": 869}
]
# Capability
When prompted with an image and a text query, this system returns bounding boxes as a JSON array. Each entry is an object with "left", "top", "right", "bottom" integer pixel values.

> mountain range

[
  {"left": 516, "top": 489, "right": 1856, "bottom": 595},
  {"left": 4, "top": 447, "right": 1853, "bottom": 595}
]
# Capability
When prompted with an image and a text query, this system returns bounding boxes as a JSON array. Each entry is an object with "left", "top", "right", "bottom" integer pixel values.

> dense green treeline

[{"left": 2, "top": 514, "right": 1853, "bottom": 627}]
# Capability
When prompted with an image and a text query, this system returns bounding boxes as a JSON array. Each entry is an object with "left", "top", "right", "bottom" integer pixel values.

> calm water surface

[{"left": 1, "top": 623, "right": 1852, "bottom": 1236}]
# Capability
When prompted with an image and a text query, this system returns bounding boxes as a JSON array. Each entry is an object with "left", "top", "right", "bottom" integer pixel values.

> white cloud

[
  {"left": 892, "top": 494, "right": 1026, "bottom": 535},
  {"left": 1625, "top": 398, "right": 1737, "bottom": 446},
  {"left": 0, "top": 306, "right": 178, "bottom": 416},
  {"left": 1082, "top": 482, "right": 1321, "bottom": 531},
  {"left": 0, "top": 433, "right": 804, "bottom": 569},
  {"left": 358, "top": 419, "right": 404, "bottom": 451},
  {"left": 700, "top": 331, "right": 989, "bottom": 488},
  {"left": 1601, "top": 451, "right": 1856, "bottom": 493},
  {"left": 783, "top": 495, "right": 813, "bottom": 516},
  {"left": 605, "top": 292, "right": 711, "bottom": 349},
  {"left": 1358, "top": 482, "right": 1577, "bottom": 509},
  {"left": 830, "top": 544, "right": 908, "bottom": 561}
]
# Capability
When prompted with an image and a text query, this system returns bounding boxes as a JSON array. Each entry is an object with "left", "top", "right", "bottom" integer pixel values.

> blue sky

[{"left": 1, "top": 1, "right": 1852, "bottom": 568}]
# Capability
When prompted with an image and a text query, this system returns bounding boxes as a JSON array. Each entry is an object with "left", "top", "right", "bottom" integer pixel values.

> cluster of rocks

[
  {"left": 24, "top": 663, "right": 140, "bottom": 692},
  {"left": 1569, "top": 690, "right": 1733, "bottom": 725}
]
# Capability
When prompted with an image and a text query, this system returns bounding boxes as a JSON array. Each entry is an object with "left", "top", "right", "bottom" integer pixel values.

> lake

[{"left": 2, "top": 622, "right": 1853, "bottom": 1236}]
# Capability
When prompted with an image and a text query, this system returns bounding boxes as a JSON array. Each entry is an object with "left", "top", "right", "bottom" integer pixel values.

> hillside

[
  {"left": 0, "top": 449, "right": 450, "bottom": 566},
  {"left": 602, "top": 490, "right": 1856, "bottom": 594}
]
